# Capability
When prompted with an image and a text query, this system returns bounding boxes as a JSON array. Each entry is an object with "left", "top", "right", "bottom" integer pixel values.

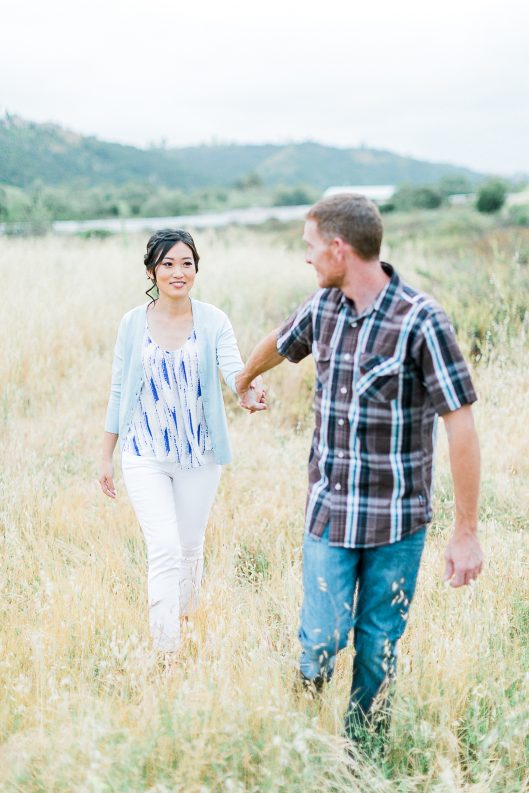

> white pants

[{"left": 121, "top": 450, "right": 221, "bottom": 651}]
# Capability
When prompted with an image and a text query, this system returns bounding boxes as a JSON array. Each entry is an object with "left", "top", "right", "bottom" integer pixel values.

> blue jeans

[{"left": 299, "top": 524, "right": 426, "bottom": 738}]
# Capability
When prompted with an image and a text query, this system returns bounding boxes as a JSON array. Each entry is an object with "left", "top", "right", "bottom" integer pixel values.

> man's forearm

[
  {"left": 443, "top": 405, "right": 480, "bottom": 534},
  {"left": 237, "top": 329, "right": 285, "bottom": 390}
]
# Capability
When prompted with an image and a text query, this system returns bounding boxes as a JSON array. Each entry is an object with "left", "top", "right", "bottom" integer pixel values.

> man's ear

[{"left": 332, "top": 236, "right": 349, "bottom": 260}]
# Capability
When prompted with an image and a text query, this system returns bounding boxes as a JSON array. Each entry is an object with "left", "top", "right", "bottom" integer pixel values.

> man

[{"left": 236, "top": 193, "right": 482, "bottom": 741}]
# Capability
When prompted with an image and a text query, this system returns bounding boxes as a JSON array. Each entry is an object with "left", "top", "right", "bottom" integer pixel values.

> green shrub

[
  {"left": 233, "top": 172, "right": 263, "bottom": 190},
  {"left": 273, "top": 185, "right": 318, "bottom": 206},
  {"left": 392, "top": 185, "right": 443, "bottom": 211},
  {"left": 476, "top": 178, "right": 507, "bottom": 213}
]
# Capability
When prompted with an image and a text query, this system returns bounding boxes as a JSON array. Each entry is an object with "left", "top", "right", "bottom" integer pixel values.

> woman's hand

[
  {"left": 100, "top": 432, "right": 119, "bottom": 498},
  {"left": 251, "top": 375, "right": 267, "bottom": 406},
  {"left": 99, "top": 460, "right": 117, "bottom": 499},
  {"left": 237, "top": 373, "right": 267, "bottom": 413}
]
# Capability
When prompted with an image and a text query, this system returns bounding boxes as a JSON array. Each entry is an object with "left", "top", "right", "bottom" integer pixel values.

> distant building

[
  {"left": 447, "top": 193, "right": 475, "bottom": 205},
  {"left": 323, "top": 185, "right": 395, "bottom": 203}
]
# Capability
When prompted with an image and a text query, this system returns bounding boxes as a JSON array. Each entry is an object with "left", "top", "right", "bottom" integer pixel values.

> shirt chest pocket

[{"left": 355, "top": 353, "right": 401, "bottom": 403}]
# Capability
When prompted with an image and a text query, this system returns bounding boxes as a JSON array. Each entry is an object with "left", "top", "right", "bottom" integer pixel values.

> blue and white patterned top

[{"left": 123, "top": 325, "right": 212, "bottom": 467}]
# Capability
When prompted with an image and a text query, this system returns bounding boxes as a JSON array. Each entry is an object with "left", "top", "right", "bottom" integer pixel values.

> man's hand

[
  {"left": 236, "top": 373, "right": 267, "bottom": 413},
  {"left": 443, "top": 531, "right": 483, "bottom": 587},
  {"left": 442, "top": 405, "right": 482, "bottom": 587}
]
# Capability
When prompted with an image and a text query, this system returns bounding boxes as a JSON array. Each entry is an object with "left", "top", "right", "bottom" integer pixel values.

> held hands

[
  {"left": 98, "top": 461, "right": 117, "bottom": 499},
  {"left": 443, "top": 530, "right": 483, "bottom": 587},
  {"left": 236, "top": 372, "right": 267, "bottom": 413}
]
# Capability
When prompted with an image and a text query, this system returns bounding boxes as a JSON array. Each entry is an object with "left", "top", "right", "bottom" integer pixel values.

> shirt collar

[{"left": 338, "top": 262, "right": 401, "bottom": 319}]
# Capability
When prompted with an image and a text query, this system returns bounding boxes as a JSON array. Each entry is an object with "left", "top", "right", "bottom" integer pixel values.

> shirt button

[
  {"left": 350, "top": 322, "right": 357, "bottom": 328},
  {"left": 335, "top": 483, "right": 342, "bottom": 490},
  {"left": 344, "top": 353, "right": 351, "bottom": 361},
  {"left": 338, "top": 451, "right": 344, "bottom": 458},
  {"left": 340, "top": 386, "right": 347, "bottom": 394},
  {"left": 338, "top": 418, "right": 344, "bottom": 426}
]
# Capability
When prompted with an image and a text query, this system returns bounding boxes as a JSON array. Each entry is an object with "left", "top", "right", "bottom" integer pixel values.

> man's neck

[{"left": 340, "top": 259, "right": 390, "bottom": 314}]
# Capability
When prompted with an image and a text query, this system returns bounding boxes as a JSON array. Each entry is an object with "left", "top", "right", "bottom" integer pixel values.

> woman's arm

[
  {"left": 104, "top": 317, "right": 125, "bottom": 434},
  {"left": 100, "top": 318, "right": 124, "bottom": 498},
  {"left": 216, "top": 314, "right": 245, "bottom": 393},
  {"left": 216, "top": 314, "right": 267, "bottom": 411}
]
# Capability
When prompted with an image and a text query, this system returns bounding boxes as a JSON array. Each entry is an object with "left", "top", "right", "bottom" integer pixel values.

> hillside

[{"left": 0, "top": 114, "right": 483, "bottom": 191}]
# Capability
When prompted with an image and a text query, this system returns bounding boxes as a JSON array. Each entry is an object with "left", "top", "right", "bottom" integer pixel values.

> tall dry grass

[{"left": 1, "top": 216, "right": 529, "bottom": 791}]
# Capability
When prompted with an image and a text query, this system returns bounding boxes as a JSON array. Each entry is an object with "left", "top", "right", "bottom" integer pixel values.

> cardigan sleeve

[
  {"left": 104, "top": 316, "right": 125, "bottom": 434},
  {"left": 216, "top": 313, "right": 244, "bottom": 394}
]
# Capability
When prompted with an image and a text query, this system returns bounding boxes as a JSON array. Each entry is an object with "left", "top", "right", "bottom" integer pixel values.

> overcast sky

[{"left": 2, "top": 0, "right": 528, "bottom": 175}]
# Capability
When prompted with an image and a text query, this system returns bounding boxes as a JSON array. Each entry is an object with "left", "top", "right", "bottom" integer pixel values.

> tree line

[{"left": 0, "top": 174, "right": 526, "bottom": 235}]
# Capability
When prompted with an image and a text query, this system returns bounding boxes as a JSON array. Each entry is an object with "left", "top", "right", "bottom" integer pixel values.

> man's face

[{"left": 303, "top": 218, "right": 344, "bottom": 288}]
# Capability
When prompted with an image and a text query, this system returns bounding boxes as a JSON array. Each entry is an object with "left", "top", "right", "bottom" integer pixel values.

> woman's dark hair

[{"left": 144, "top": 228, "right": 200, "bottom": 303}]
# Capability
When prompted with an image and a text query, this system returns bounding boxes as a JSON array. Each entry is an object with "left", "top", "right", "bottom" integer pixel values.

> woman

[{"left": 99, "top": 228, "right": 264, "bottom": 656}]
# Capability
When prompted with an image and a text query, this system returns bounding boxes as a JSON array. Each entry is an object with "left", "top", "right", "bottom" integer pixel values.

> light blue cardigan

[{"left": 104, "top": 299, "right": 244, "bottom": 464}]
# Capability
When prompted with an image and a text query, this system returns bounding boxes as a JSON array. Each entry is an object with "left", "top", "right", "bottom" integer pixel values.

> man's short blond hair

[{"left": 306, "top": 193, "right": 383, "bottom": 261}]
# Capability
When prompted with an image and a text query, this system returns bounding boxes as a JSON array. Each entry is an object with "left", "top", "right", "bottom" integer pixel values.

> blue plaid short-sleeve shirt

[{"left": 276, "top": 263, "right": 477, "bottom": 548}]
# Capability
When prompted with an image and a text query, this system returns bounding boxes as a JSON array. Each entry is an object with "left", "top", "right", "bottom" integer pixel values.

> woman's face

[{"left": 151, "top": 241, "right": 197, "bottom": 301}]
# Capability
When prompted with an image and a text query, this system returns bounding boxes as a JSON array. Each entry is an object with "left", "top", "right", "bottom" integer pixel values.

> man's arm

[
  {"left": 236, "top": 329, "right": 285, "bottom": 412},
  {"left": 442, "top": 404, "right": 483, "bottom": 587}
]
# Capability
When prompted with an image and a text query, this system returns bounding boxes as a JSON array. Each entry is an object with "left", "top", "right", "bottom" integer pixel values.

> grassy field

[{"left": 1, "top": 208, "right": 529, "bottom": 791}]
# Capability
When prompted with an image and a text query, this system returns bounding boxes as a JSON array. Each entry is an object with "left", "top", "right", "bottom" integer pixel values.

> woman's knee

[{"left": 149, "top": 542, "right": 180, "bottom": 573}]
